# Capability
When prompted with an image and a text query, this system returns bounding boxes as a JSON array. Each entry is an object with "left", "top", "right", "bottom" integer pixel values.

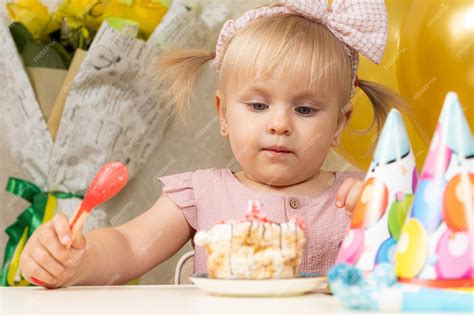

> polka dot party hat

[
  {"left": 395, "top": 92, "right": 474, "bottom": 289},
  {"left": 336, "top": 109, "right": 418, "bottom": 271}
]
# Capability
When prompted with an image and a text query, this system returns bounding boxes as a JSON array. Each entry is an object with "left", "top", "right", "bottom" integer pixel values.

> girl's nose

[{"left": 267, "top": 110, "right": 292, "bottom": 136}]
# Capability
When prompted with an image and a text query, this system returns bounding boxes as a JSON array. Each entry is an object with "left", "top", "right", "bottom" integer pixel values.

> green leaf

[
  {"left": 51, "top": 42, "right": 72, "bottom": 68},
  {"left": 9, "top": 22, "right": 33, "bottom": 53},
  {"left": 22, "top": 41, "right": 67, "bottom": 69}
]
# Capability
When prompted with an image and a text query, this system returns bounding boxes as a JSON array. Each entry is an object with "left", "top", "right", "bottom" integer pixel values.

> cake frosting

[{"left": 194, "top": 200, "right": 306, "bottom": 279}]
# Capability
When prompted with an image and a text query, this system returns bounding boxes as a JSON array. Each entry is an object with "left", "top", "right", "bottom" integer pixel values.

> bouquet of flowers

[
  {"left": 7, "top": 0, "right": 170, "bottom": 69},
  {"left": 0, "top": 0, "right": 230, "bottom": 286}
]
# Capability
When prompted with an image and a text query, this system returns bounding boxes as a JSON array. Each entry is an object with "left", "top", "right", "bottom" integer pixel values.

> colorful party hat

[
  {"left": 336, "top": 109, "right": 418, "bottom": 271},
  {"left": 395, "top": 92, "right": 474, "bottom": 288}
]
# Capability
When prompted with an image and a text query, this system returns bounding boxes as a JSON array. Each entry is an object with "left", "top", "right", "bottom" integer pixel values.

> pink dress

[{"left": 159, "top": 168, "right": 364, "bottom": 275}]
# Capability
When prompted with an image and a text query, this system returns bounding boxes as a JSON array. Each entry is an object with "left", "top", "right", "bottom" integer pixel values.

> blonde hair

[{"left": 151, "top": 13, "right": 405, "bottom": 135}]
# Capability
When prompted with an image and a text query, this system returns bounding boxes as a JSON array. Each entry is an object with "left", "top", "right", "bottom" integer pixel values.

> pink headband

[{"left": 212, "top": 0, "right": 388, "bottom": 91}]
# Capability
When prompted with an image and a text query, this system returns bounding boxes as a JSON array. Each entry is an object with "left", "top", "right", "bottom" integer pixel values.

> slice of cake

[{"left": 194, "top": 200, "right": 306, "bottom": 279}]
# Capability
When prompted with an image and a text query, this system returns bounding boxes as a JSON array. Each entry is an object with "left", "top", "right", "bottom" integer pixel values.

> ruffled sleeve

[{"left": 158, "top": 171, "right": 198, "bottom": 231}]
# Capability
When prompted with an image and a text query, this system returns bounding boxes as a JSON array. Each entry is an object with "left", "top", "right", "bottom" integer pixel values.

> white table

[
  {"left": 0, "top": 285, "right": 350, "bottom": 315},
  {"left": 2, "top": 285, "right": 465, "bottom": 315}
]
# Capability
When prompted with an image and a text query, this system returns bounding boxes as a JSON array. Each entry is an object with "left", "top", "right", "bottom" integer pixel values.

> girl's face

[{"left": 217, "top": 76, "right": 349, "bottom": 187}]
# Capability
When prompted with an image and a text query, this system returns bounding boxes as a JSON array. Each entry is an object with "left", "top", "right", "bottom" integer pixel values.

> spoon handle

[{"left": 68, "top": 207, "right": 90, "bottom": 248}]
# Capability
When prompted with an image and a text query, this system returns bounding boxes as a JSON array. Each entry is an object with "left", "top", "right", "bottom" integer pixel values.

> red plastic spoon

[{"left": 69, "top": 161, "right": 128, "bottom": 245}]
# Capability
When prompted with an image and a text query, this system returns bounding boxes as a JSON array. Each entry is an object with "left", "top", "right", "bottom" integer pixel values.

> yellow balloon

[
  {"left": 396, "top": 0, "right": 474, "bottom": 144},
  {"left": 337, "top": 0, "right": 428, "bottom": 171},
  {"left": 395, "top": 218, "right": 429, "bottom": 279}
]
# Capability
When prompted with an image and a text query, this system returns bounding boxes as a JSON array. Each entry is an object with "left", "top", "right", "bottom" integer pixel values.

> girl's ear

[
  {"left": 332, "top": 106, "right": 352, "bottom": 147},
  {"left": 215, "top": 90, "right": 228, "bottom": 137}
]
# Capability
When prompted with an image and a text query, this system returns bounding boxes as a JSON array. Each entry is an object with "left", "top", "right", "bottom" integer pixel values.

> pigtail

[
  {"left": 357, "top": 79, "right": 408, "bottom": 133},
  {"left": 150, "top": 48, "right": 216, "bottom": 124}
]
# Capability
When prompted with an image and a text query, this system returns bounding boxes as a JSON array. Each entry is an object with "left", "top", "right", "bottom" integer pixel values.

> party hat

[
  {"left": 395, "top": 92, "right": 474, "bottom": 288},
  {"left": 336, "top": 109, "right": 418, "bottom": 271}
]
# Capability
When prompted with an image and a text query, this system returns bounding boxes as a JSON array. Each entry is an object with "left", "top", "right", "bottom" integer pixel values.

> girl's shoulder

[
  {"left": 158, "top": 168, "right": 233, "bottom": 200},
  {"left": 335, "top": 170, "right": 366, "bottom": 182}
]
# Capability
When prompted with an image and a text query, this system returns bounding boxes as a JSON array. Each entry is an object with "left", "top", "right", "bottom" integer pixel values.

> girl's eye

[
  {"left": 295, "top": 106, "right": 316, "bottom": 115},
  {"left": 248, "top": 103, "right": 269, "bottom": 111}
]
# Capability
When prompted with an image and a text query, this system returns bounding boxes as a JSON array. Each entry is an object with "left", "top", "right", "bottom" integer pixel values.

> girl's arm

[{"left": 74, "top": 194, "right": 193, "bottom": 285}]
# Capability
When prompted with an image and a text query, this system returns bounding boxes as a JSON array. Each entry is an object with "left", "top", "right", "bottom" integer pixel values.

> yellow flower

[
  {"left": 7, "top": 0, "right": 60, "bottom": 40},
  {"left": 56, "top": 0, "right": 107, "bottom": 38},
  {"left": 104, "top": 0, "right": 168, "bottom": 38}
]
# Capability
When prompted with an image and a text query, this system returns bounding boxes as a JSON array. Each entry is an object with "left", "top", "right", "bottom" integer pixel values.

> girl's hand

[
  {"left": 19, "top": 213, "right": 87, "bottom": 289},
  {"left": 336, "top": 178, "right": 364, "bottom": 216}
]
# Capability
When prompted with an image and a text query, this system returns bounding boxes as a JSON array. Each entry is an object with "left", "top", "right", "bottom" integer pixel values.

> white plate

[{"left": 190, "top": 273, "right": 327, "bottom": 297}]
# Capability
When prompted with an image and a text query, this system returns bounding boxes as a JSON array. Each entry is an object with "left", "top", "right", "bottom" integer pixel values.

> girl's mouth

[{"left": 262, "top": 146, "right": 294, "bottom": 157}]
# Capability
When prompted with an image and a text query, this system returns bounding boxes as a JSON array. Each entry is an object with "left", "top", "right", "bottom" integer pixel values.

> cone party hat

[
  {"left": 395, "top": 92, "right": 474, "bottom": 288},
  {"left": 336, "top": 109, "right": 418, "bottom": 271}
]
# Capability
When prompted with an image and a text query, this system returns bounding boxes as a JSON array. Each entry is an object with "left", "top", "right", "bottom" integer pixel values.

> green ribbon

[{"left": 1, "top": 177, "right": 83, "bottom": 286}]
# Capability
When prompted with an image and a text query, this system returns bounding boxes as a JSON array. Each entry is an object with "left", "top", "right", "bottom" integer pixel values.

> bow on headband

[{"left": 213, "top": 0, "right": 388, "bottom": 89}]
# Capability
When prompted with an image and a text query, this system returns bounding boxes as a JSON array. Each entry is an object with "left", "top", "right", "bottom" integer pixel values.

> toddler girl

[{"left": 19, "top": 0, "right": 404, "bottom": 288}]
